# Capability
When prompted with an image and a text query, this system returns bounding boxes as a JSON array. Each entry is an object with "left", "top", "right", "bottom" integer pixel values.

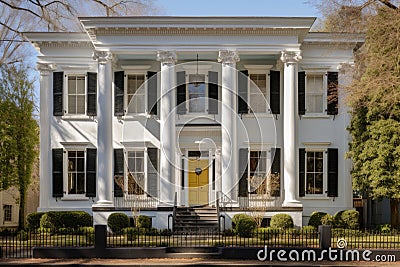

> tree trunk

[
  {"left": 390, "top": 198, "right": 400, "bottom": 228},
  {"left": 18, "top": 185, "right": 26, "bottom": 230}
]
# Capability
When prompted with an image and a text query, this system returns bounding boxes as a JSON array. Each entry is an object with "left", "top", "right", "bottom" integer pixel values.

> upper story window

[
  {"left": 52, "top": 72, "right": 97, "bottom": 117},
  {"left": 67, "top": 75, "right": 86, "bottom": 115},
  {"left": 249, "top": 74, "right": 268, "bottom": 113},
  {"left": 127, "top": 74, "right": 146, "bottom": 114},
  {"left": 188, "top": 74, "right": 206, "bottom": 113},
  {"left": 306, "top": 74, "right": 325, "bottom": 114},
  {"left": 3, "top": 205, "right": 12, "bottom": 222}
]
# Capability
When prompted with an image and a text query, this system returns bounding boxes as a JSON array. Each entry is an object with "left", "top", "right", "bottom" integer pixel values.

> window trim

[
  {"left": 247, "top": 70, "right": 270, "bottom": 114},
  {"left": 248, "top": 149, "right": 270, "bottom": 195},
  {"left": 124, "top": 71, "right": 148, "bottom": 117},
  {"left": 182, "top": 70, "right": 209, "bottom": 115},
  {"left": 3, "top": 204, "right": 12, "bottom": 222},
  {"left": 124, "top": 148, "right": 148, "bottom": 196},
  {"left": 304, "top": 148, "right": 327, "bottom": 197},
  {"left": 63, "top": 149, "right": 87, "bottom": 198},
  {"left": 63, "top": 73, "right": 87, "bottom": 117}
]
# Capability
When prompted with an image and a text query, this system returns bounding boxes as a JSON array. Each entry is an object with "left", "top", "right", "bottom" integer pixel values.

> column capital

[
  {"left": 157, "top": 51, "right": 177, "bottom": 65},
  {"left": 36, "top": 62, "right": 57, "bottom": 76},
  {"left": 280, "top": 50, "right": 302, "bottom": 64},
  {"left": 93, "top": 51, "right": 113, "bottom": 65},
  {"left": 218, "top": 50, "right": 240, "bottom": 64}
]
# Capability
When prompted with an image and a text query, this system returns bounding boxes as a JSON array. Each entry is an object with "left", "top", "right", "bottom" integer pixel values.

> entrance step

[{"left": 173, "top": 207, "right": 219, "bottom": 234}]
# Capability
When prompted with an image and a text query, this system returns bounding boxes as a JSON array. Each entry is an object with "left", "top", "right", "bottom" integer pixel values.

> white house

[{"left": 26, "top": 17, "right": 363, "bottom": 229}]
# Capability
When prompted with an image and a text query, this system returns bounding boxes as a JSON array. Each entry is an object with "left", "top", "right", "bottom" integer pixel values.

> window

[
  {"left": 188, "top": 74, "right": 206, "bottom": 113},
  {"left": 67, "top": 151, "right": 85, "bottom": 195},
  {"left": 249, "top": 74, "right": 267, "bottom": 113},
  {"left": 127, "top": 151, "right": 145, "bottom": 195},
  {"left": 127, "top": 74, "right": 145, "bottom": 114},
  {"left": 3, "top": 205, "right": 11, "bottom": 222},
  {"left": 67, "top": 75, "right": 86, "bottom": 115},
  {"left": 306, "top": 151, "right": 324, "bottom": 195},
  {"left": 306, "top": 74, "right": 324, "bottom": 114},
  {"left": 249, "top": 151, "right": 268, "bottom": 194}
]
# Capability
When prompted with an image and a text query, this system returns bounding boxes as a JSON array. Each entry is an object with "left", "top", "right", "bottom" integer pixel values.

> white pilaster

[
  {"left": 218, "top": 50, "right": 240, "bottom": 202},
  {"left": 37, "top": 62, "right": 56, "bottom": 210},
  {"left": 157, "top": 51, "right": 177, "bottom": 205},
  {"left": 281, "top": 50, "right": 302, "bottom": 207},
  {"left": 93, "top": 51, "right": 113, "bottom": 206}
]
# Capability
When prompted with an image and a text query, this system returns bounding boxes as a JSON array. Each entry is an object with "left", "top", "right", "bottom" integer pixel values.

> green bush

[
  {"left": 334, "top": 210, "right": 359, "bottom": 229},
  {"left": 108, "top": 213, "right": 130, "bottom": 233},
  {"left": 83, "top": 227, "right": 94, "bottom": 244},
  {"left": 235, "top": 214, "right": 256, "bottom": 237},
  {"left": 308, "top": 212, "right": 328, "bottom": 228},
  {"left": 159, "top": 229, "right": 172, "bottom": 236},
  {"left": 17, "top": 230, "right": 29, "bottom": 241},
  {"left": 232, "top": 213, "right": 250, "bottom": 228},
  {"left": 321, "top": 214, "right": 334, "bottom": 226},
  {"left": 26, "top": 212, "right": 45, "bottom": 230},
  {"left": 222, "top": 228, "right": 235, "bottom": 236},
  {"left": 379, "top": 224, "right": 392, "bottom": 234},
  {"left": 136, "top": 215, "right": 152, "bottom": 229},
  {"left": 258, "top": 227, "right": 280, "bottom": 241},
  {"left": 270, "top": 214, "right": 294, "bottom": 229},
  {"left": 39, "top": 211, "right": 92, "bottom": 229},
  {"left": 300, "top": 225, "right": 316, "bottom": 234},
  {"left": 332, "top": 228, "right": 362, "bottom": 237},
  {"left": 145, "top": 227, "right": 158, "bottom": 236}
]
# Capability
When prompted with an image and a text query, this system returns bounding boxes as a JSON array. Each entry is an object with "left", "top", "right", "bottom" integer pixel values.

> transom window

[
  {"left": 249, "top": 151, "right": 268, "bottom": 194},
  {"left": 67, "top": 75, "right": 86, "bottom": 115},
  {"left": 249, "top": 74, "right": 267, "bottom": 113},
  {"left": 306, "top": 151, "right": 324, "bottom": 194},
  {"left": 3, "top": 205, "right": 11, "bottom": 222},
  {"left": 127, "top": 151, "right": 145, "bottom": 195},
  {"left": 306, "top": 74, "right": 324, "bottom": 114},
  {"left": 127, "top": 74, "right": 145, "bottom": 114},
  {"left": 67, "top": 151, "right": 85, "bottom": 195},
  {"left": 188, "top": 74, "right": 206, "bottom": 113}
]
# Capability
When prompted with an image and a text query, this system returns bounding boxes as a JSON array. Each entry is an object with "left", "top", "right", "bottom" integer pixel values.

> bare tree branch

[{"left": 377, "top": 0, "right": 399, "bottom": 9}]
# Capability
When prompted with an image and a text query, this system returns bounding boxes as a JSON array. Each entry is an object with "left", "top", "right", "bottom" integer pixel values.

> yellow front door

[{"left": 188, "top": 159, "right": 209, "bottom": 206}]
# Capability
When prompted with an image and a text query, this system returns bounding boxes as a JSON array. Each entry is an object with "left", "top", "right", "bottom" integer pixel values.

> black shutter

[
  {"left": 147, "top": 71, "right": 158, "bottom": 115},
  {"left": 270, "top": 148, "right": 281, "bottom": 197},
  {"left": 238, "top": 70, "right": 248, "bottom": 114},
  {"left": 327, "top": 148, "right": 339, "bottom": 197},
  {"left": 270, "top": 71, "right": 280, "bottom": 114},
  {"left": 176, "top": 71, "right": 186, "bottom": 114},
  {"left": 113, "top": 149, "right": 124, "bottom": 197},
  {"left": 52, "top": 148, "right": 64, "bottom": 197},
  {"left": 86, "top": 148, "right": 97, "bottom": 197},
  {"left": 298, "top": 71, "right": 306, "bottom": 115},
  {"left": 208, "top": 71, "right": 218, "bottom": 114},
  {"left": 299, "top": 148, "right": 306, "bottom": 197},
  {"left": 53, "top": 72, "right": 64, "bottom": 116},
  {"left": 87, "top": 72, "right": 97, "bottom": 116},
  {"left": 114, "top": 71, "right": 125, "bottom": 116},
  {"left": 147, "top": 148, "right": 158, "bottom": 198},
  {"left": 238, "top": 148, "right": 248, "bottom": 197},
  {"left": 327, "top": 72, "right": 339, "bottom": 115}
]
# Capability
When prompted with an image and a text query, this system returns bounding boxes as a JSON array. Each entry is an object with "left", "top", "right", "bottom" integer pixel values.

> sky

[{"left": 154, "top": 0, "right": 320, "bottom": 17}]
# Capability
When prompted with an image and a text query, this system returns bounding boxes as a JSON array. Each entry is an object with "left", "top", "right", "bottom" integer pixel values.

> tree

[{"left": 0, "top": 64, "right": 39, "bottom": 229}]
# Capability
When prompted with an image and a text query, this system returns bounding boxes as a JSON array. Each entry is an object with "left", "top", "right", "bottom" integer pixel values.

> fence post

[
  {"left": 318, "top": 225, "right": 332, "bottom": 249},
  {"left": 94, "top": 225, "right": 107, "bottom": 251}
]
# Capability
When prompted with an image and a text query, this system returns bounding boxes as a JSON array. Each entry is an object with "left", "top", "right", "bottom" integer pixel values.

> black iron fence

[{"left": 1, "top": 227, "right": 400, "bottom": 258}]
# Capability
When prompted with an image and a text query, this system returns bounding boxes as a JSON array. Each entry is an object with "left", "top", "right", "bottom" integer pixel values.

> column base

[
  {"left": 93, "top": 200, "right": 113, "bottom": 206},
  {"left": 282, "top": 200, "right": 303, "bottom": 208}
]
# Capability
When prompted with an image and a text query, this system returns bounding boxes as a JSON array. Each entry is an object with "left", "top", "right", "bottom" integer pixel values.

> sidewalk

[{"left": 0, "top": 258, "right": 399, "bottom": 266}]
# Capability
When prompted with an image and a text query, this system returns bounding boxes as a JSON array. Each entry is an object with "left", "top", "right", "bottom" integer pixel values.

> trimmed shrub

[
  {"left": 26, "top": 212, "right": 45, "bottom": 230},
  {"left": 300, "top": 225, "right": 316, "bottom": 234},
  {"left": 123, "top": 227, "right": 139, "bottom": 241},
  {"left": 232, "top": 213, "right": 250, "bottom": 228},
  {"left": 379, "top": 224, "right": 392, "bottom": 234},
  {"left": 17, "top": 230, "right": 29, "bottom": 241},
  {"left": 159, "top": 229, "right": 172, "bottom": 236},
  {"left": 270, "top": 214, "right": 294, "bottom": 229},
  {"left": 321, "top": 214, "right": 334, "bottom": 226},
  {"left": 308, "top": 212, "right": 328, "bottom": 228},
  {"left": 235, "top": 215, "right": 256, "bottom": 237},
  {"left": 222, "top": 228, "right": 235, "bottom": 237},
  {"left": 136, "top": 215, "right": 152, "bottom": 229},
  {"left": 108, "top": 213, "right": 130, "bottom": 233},
  {"left": 258, "top": 227, "right": 280, "bottom": 241},
  {"left": 145, "top": 227, "right": 158, "bottom": 236},
  {"left": 39, "top": 211, "right": 92, "bottom": 229},
  {"left": 334, "top": 210, "right": 359, "bottom": 229}
]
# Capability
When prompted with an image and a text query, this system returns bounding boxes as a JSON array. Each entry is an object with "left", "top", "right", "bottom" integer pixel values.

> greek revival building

[{"left": 26, "top": 17, "right": 362, "bottom": 228}]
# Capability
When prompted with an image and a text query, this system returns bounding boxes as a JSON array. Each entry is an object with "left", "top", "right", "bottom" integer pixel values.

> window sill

[
  {"left": 60, "top": 115, "right": 95, "bottom": 121},
  {"left": 301, "top": 114, "right": 331, "bottom": 119},
  {"left": 61, "top": 196, "right": 90, "bottom": 201},
  {"left": 122, "top": 113, "right": 157, "bottom": 120},
  {"left": 301, "top": 196, "right": 331, "bottom": 200},
  {"left": 241, "top": 113, "right": 274, "bottom": 118}
]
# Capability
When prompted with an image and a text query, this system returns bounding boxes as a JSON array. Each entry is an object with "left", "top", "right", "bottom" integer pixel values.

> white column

[
  {"left": 281, "top": 50, "right": 302, "bottom": 207},
  {"left": 93, "top": 51, "right": 113, "bottom": 205},
  {"left": 37, "top": 63, "right": 56, "bottom": 210},
  {"left": 157, "top": 51, "right": 177, "bottom": 206},
  {"left": 218, "top": 50, "right": 240, "bottom": 202}
]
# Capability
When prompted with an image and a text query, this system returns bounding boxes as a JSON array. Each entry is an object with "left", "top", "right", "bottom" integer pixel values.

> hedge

[
  {"left": 270, "top": 213, "right": 294, "bottom": 229},
  {"left": 108, "top": 213, "right": 130, "bottom": 233},
  {"left": 308, "top": 212, "right": 328, "bottom": 228},
  {"left": 39, "top": 211, "right": 92, "bottom": 229},
  {"left": 26, "top": 212, "right": 45, "bottom": 230}
]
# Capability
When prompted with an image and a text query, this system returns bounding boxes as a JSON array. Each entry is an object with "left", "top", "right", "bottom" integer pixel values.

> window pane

[
  {"left": 77, "top": 173, "right": 85, "bottom": 194},
  {"left": 68, "top": 96, "right": 77, "bottom": 114},
  {"left": 306, "top": 173, "right": 314, "bottom": 194},
  {"left": 127, "top": 75, "right": 145, "bottom": 114},
  {"left": 76, "top": 95, "right": 85, "bottom": 114},
  {"left": 307, "top": 153, "right": 314, "bottom": 172},
  {"left": 68, "top": 77, "right": 76, "bottom": 94},
  {"left": 307, "top": 95, "right": 324, "bottom": 113},
  {"left": 77, "top": 157, "right": 84, "bottom": 171},
  {"left": 315, "top": 173, "right": 323, "bottom": 194},
  {"left": 68, "top": 158, "right": 76, "bottom": 171},
  {"left": 188, "top": 77, "right": 206, "bottom": 113},
  {"left": 68, "top": 173, "right": 77, "bottom": 194},
  {"left": 76, "top": 76, "right": 85, "bottom": 94}
]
